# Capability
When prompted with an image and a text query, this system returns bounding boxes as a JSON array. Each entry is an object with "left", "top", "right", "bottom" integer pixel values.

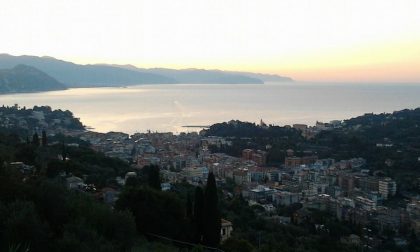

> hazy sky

[{"left": 1, "top": 0, "right": 419, "bottom": 82}]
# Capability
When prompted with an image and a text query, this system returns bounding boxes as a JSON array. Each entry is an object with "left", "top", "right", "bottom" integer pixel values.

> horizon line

[{"left": 2, "top": 52, "right": 420, "bottom": 84}]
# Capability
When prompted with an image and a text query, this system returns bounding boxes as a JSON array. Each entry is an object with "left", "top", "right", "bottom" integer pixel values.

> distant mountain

[
  {"left": 0, "top": 65, "right": 66, "bottom": 93},
  {"left": 103, "top": 64, "right": 293, "bottom": 83},
  {"left": 226, "top": 71, "right": 293, "bottom": 82},
  {"left": 0, "top": 54, "right": 176, "bottom": 87},
  {"left": 0, "top": 54, "right": 293, "bottom": 87},
  {"left": 128, "top": 68, "right": 264, "bottom": 84}
]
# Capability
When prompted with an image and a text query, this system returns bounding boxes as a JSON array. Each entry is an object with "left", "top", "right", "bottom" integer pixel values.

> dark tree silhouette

[
  {"left": 32, "top": 132, "right": 40, "bottom": 146},
  {"left": 41, "top": 130, "right": 47, "bottom": 147},
  {"left": 61, "top": 142, "right": 67, "bottom": 161},
  {"left": 203, "top": 172, "right": 221, "bottom": 247},
  {"left": 115, "top": 186, "right": 188, "bottom": 240},
  {"left": 142, "top": 165, "right": 161, "bottom": 190},
  {"left": 193, "top": 186, "right": 205, "bottom": 243},
  {"left": 186, "top": 193, "right": 193, "bottom": 218}
]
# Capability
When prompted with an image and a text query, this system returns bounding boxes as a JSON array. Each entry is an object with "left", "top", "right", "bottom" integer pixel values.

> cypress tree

[
  {"left": 61, "top": 142, "right": 67, "bottom": 161},
  {"left": 147, "top": 165, "right": 161, "bottom": 190},
  {"left": 193, "top": 186, "right": 205, "bottom": 243},
  {"left": 186, "top": 193, "right": 193, "bottom": 219},
  {"left": 41, "top": 130, "right": 47, "bottom": 147},
  {"left": 203, "top": 172, "right": 221, "bottom": 247},
  {"left": 32, "top": 133, "right": 40, "bottom": 146}
]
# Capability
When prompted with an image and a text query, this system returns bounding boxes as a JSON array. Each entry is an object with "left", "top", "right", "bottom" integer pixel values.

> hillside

[
  {"left": 128, "top": 68, "right": 264, "bottom": 84},
  {"left": 105, "top": 65, "right": 293, "bottom": 84},
  {"left": 226, "top": 70, "right": 293, "bottom": 82},
  {"left": 0, "top": 65, "right": 66, "bottom": 93},
  {"left": 0, "top": 54, "right": 293, "bottom": 87},
  {"left": 0, "top": 54, "right": 176, "bottom": 87},
  {"left": 204, "top": 108, "right": 420, "bottom": 194}
]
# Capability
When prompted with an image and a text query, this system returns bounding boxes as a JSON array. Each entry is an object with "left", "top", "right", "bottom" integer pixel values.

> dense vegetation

[
  {"left": 205, "top": 121, "right": 304, "bottom": 164},
  {"left": 310, "top": 108, "right": 420, "bottom": 194},
  {"left": 0, "top": 127, "right": 224, "bottom": 251},
  {"left": 205, "top": 109, "right": 420, "bottom": 194},
  {"left": 219, "top": 196, "right": 358, "bottom": 252},
  {"left": 0, "top": 158, "right": 136, "bottom": 251},
  {"left": 205, "top": 120, "right": 302, "bottom": 139},
  {"left": 0, "top": 105, "right": 85, "bottom": 131},
  {"left": 0, "top": 129, "right": 132, "bottom": 250}
]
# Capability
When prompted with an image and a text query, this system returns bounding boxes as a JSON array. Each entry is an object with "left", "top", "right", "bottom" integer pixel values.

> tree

[
  {"left": 115, "top": 186, "right": 188, "bottom": 240},
  {"left": 186, "top": 193, "right": 193, "bottom": 219},
  {"left": 203, "top": 172, "right": 221, "bottom": 247},
  {"left": 15, "top": 144, "right": 37, "bottom": 165},
  {"left": 142, "top": 165, "right": 161, "bottom": 190},
  {"left": 0, "top": 200, "right": 49, "bottom": 252},
  {"left": 221, "top": 238, "right": 254, "bottom": 252},
  {"left": 125, "top": 176, "right": 140, "bottom": 188},
  {"left": 193, "top": 186, "right": 205, "bottom": 243},
  {"left": 61, "top": 142, "right": 67, "bottom": 161},
  {"left": 32, "top": 133, "right": 40, "bottom": 147},
  {"left": 149, "top": 165, "right": 161, "bottom": 190},
  {"left": 41, "top": 130, "right": 47, "bottom": 147}
]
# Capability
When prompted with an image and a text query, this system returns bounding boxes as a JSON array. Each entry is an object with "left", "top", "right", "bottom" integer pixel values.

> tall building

[
  {"left": 242, "top": 149, "right": 254, "bottom": 160},
  {"left": 337, "top": 174, "right": 355, "bottom": 196},
  {"left": 284, "top": 156, "right": 318, "bottom": 168},
  {"left": 252, "top": 150, "right": 267, "bottom": 166},
  {"left": 242, "top": 149, "right": 267, "bottom": 166},
  {"left": 355, "top": 176, "right": 379, "bottom": 193},
  {"left": 379, "top": 178, "right": 397, "bottom": 200}
]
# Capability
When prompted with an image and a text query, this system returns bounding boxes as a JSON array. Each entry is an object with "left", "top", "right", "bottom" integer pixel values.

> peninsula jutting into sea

[
  {"left": 2, "top": 0, "right": 420, "bottom": 251},
  {"left": 0, "top": 53, "right": 292, "bottom": 93}
]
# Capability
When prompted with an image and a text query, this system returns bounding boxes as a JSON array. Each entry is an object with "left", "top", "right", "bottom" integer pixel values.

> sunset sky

[{"left": 1, "top": 0, "right": 419, "bottom": 82}]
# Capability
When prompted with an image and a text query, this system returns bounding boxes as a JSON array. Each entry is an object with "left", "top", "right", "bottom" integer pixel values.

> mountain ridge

[
  {"left": 100, "top": 64, "right": 293, "bottom": 83},
  {"left": 0, "top": 64, "right": 66, "bottom": 93},
  {"left": 0, "top": 54, "right": 177, "bottom": 87},
  {"left": 0, "top": 54, "right": 293, "bottom": 87}
]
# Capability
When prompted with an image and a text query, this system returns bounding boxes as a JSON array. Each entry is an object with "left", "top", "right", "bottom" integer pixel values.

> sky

[{"left": 0, "top": 0, "right": 419, "bottom": 82}]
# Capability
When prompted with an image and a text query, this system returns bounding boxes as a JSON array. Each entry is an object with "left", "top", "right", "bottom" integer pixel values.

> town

[{"left": 1, "top": 105, "right": 420, "bottom": 251}]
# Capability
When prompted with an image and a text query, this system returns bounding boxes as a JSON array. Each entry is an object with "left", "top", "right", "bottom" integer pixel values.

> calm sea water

[{"left": 1, "top": 82, "right": 420, "bottom": 134}]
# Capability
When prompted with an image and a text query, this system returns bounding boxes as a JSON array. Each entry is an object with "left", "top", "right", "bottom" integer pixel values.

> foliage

[
  {"left": 205, "top": 121, "right": 303, "bottom": 164},
  {"left": 0, "top": 127, "right": 140, "bottom": 251},
  {"left": 116, "top": 186, "right": 189, "bottom": 241},
  {"left": 205, "top": 120, "right": 301, "bottom": 139},
  {"left": 0, "top": 65, "right": 66, "bottom": 93},
  {"left": 193, "top": 186, "right": 205, "bottom": 243},
  {"left": 140, "top": 165, "right": 161, "bottom": 190},
  {"left": 41, "top": 130, "right": 47, "bottom": 147},
  {"left": 0, "top": 176, "right": 137, "bottom": 251},
  {"left": 203, "top": 172, "right": 221, "bottom": 247},
  {"left": 221, "top": 237, "right": 254, "bottom": 252}
]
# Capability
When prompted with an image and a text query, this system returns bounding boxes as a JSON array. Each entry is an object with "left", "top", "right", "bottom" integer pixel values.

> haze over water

[{"left": 1, "top": 82, "right": 420, "bottom": 134}]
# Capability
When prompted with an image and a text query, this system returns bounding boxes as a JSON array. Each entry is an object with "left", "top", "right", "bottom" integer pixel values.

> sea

[{"left": 1, "top": 82, "right": 420, "bottom": 134}]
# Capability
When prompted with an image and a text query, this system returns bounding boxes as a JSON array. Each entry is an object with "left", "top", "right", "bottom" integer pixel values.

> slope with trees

[{"left": 0, "top": 65, "right": 66, "bottom": 93}]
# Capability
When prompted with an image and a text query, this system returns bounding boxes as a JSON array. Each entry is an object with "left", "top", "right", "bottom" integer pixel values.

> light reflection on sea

[{"left": 1, "top": 82, "right": 420, "bottom": 134}]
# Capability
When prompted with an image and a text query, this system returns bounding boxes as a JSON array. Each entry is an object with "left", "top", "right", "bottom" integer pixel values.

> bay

[{"left": 1, "top": 82, "right": 420, "bottom": 134}]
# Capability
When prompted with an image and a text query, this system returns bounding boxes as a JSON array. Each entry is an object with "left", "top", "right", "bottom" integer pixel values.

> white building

[
  {"left": 355, "top": 196, "right": 376, "bottom": 210},
  {"left": 220, "top": 219, "right": 233, "bottom": 242},
  {"left": 379, "top": 177, "right": 397, "bottom": 200}
]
